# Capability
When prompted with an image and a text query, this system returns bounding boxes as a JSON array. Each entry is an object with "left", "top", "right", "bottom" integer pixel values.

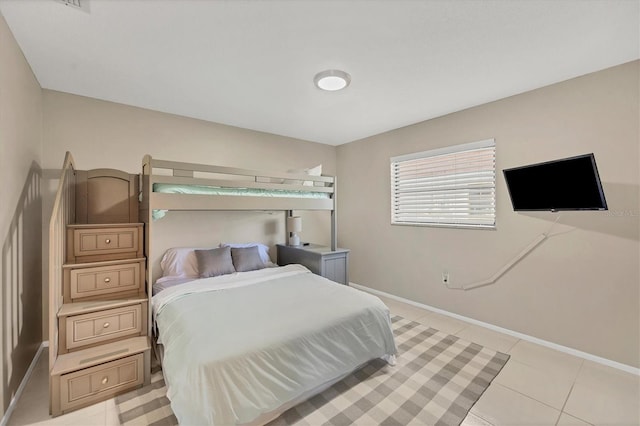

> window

[{"left": 390, "top": 139, "right": 496, "bottom": 229}]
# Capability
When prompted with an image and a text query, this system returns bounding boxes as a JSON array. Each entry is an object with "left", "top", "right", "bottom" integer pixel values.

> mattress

[
  {"left": 152, "top": 265, "right": 397, "bottom": 425},
  {"left": 152, "top": 183, "right": 330, "bottom": 220},
  {"left": 152, "top": 277, "right": 194, "bottom": 295},
  {"left": 153, "top": 183, "right": 330, "bottom": 198}
]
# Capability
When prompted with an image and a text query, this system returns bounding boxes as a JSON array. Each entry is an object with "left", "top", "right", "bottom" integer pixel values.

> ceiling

[{"left": 1, "top": 0, "right": 638, "bottom": 146}]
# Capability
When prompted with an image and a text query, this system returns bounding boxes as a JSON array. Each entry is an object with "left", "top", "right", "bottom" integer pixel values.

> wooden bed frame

[
  {"left": 140, "top": 155, "right": 338, "bottom": 298},
  {"left": 137, "top": 157, "right": 392, "bottom": 426}
]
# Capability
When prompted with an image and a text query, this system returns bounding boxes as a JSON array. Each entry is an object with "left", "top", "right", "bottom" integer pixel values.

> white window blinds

[{"left": 390, "top": 139, "right": 496, "bottom": 228}]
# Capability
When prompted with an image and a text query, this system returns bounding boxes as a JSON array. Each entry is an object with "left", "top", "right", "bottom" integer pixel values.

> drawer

[
  {"left": 59, "top": 353, "right": 143, "bottom": 412},
  {"left": 67, "top": 224, "right": 143, "bottom": 263},
  {"left": 69, "top": 260, "right": 144, "bottom": 300},
  {"left": 321, "top": 256, "right": 348, "bottom": 285},
  {"left": 66, "top": 304, "right": 143, "bottom": 350},
  {"left": 73, "top": 226, "right": 139, "bottom": 258}
]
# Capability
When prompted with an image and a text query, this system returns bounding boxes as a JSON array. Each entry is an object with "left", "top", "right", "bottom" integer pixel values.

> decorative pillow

[
  {"left": 283, "top": 164, "right": 323, "bottom": 186},
  {"left": 195, "top": 247, "right": 236, "bottom": 278},
  {"left": 160, "top": 247, "right": 205, "bottom": 279},
  {"left": 220, "top": 242, "right": 272, "bottom": 264},
  {"left": 303, "top": 164, "right": 322, "bottom": 187},
  {"left": 231, "top": 246, "right": 265, "bottom": 272}
]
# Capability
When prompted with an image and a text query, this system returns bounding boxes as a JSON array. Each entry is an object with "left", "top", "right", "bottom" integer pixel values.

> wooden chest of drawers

[{"left": 51, "top": 222, "right": 150, "bottom": 417}]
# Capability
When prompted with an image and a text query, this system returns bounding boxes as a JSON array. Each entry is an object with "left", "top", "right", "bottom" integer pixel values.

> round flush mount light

[{"left": 314, "top": 69, "right": 351, "bottom": 91}]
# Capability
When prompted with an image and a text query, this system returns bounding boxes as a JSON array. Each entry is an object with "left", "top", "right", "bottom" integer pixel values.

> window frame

[{"left": 390, "top": 139, "right": 496, "bottom": 230}]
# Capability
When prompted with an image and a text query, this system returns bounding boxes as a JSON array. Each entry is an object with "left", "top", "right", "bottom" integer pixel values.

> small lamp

[{"left": 287, "top": 216, "right": 302, "bottom": 246}]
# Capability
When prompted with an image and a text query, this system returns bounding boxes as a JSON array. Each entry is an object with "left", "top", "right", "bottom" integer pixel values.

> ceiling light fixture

[{"left": 314, "top": 69, "right": 351, "bottom": 91}]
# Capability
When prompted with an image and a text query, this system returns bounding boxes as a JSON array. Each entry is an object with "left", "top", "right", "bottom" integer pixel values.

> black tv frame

[{"left": 503, "top": 153, "right": 608, "bottom": 212}]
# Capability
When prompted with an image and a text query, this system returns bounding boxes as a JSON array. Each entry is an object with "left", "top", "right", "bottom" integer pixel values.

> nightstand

[{"left": 276, "top": 244, "right": 350, "bottom": 285}]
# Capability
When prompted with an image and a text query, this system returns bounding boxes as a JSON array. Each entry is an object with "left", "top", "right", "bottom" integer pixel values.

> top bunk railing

[
  {"left": 48, "top": 152, "right": 76, "bottom": 371},
  {"left": 141, "top": 155, "right": 336, "bottom": 212}
]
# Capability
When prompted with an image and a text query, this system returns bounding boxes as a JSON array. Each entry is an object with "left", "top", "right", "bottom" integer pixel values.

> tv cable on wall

[{"left": 446, "top": 153, "right": 607, "bottom": 291}]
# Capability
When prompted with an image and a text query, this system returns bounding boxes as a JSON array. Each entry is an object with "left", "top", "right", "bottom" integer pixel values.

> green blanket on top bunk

[{"left": 151, "top": 183, "right": 330, "bottom": 220}]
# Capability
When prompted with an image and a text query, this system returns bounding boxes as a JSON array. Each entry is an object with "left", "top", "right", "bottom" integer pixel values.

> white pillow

[
  {"left": 304, "top": 164, "right": 322, "bottom": 187},
  {"left": 284, "top": 164, "right": 322, "bottom": 186},
  {"left": 219, "top": 242, "right": 272, "bottom": 264},
  {"left": 160, "top": 247, "right": 207, "bottom": 279}
]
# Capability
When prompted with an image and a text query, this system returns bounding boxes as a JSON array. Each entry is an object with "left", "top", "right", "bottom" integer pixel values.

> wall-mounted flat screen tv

[{"left": 503, "top": 153, "right": 607, "bottom": 211}]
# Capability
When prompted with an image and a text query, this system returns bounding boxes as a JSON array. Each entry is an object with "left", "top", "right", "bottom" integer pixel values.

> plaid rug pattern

[{"left": 116, "top": 316, "right": 509, "bottom": 425}]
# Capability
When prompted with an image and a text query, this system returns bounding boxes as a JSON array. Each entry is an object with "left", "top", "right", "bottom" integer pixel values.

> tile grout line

[
  {"left": 493, "top": 377, "right": 567, "bottom": 417},
  {"left": 557, "top": 359, "right": 595, "bottom": 426},
  {"left": 505, "top": 356, "right": 581, "bottom": 381},
  {"left": 504, "top": 337, "right": 520, "bottom": 353},
  {"left": 466, "top": 410, "right": 497, "bottom": 426},
  {"left": 556, "top": 382, "right": 577, "bottom": 426},
  {"left": 494, "top": 382, "right": 563, "bottom": 416}
]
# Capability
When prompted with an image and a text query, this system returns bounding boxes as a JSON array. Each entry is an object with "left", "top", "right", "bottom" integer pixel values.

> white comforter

[{"left": 152, "top": 265, "right": 397, "bottom": 425}]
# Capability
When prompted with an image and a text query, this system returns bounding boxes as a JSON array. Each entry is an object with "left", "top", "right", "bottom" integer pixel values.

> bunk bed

[
  {"left": 140, "top": 155, "right": 397, "bottom": 425},
  {"left": 141, "top": 155, "right": 336, "bottom": 219}
]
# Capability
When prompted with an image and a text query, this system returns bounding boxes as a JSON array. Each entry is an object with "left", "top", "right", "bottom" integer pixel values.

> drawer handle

[
  {"left": 105, "top": 239, "right": 111, "bottom": 244},
  {"left": 103, "top": 322, "right": 110, "bottom": 328},
  {"left": 101, "top": 377, "right": 109, "bottom": 385},
  {"left": 104, "top": 278, "right": 111, "bottom": 283}
]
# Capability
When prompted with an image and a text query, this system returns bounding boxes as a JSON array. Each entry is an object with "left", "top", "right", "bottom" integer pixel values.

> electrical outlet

[{"left": 442, "top": 271, "right": 449, "bottom": 285}]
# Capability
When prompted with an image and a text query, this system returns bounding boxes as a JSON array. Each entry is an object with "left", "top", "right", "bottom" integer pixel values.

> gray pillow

[
  {"left": 231, "top": 246, "right": 265, "bottom": 272},
  {"left": 195, "top": 246, "right": 236, "bottom": 278}
]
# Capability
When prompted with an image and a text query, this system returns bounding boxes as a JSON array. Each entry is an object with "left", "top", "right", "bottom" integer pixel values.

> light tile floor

[{"left": 7, "top": 295, "right": 640, "bottom": 426}]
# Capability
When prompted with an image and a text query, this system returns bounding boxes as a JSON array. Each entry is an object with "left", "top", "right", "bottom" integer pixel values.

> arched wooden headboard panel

[{"left": 76, "top": 168, "right": 139, "bottom": 224}]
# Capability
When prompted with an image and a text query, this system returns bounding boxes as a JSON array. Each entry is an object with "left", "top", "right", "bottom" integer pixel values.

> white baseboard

[
  {"left": 351, "top": 282, "right": 640, "bottom": 376},
  {"left": 0, "top": 341, "right": 48, "bottom": 426}
]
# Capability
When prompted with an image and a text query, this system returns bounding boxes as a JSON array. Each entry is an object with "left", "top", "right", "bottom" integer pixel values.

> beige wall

[
  {"left": 42, "top": 90, "right": 337, "bottom": 175},
  {"left": 0, "top": 12, "right": 43, "bottom": 417},
  {"left": 41, "top": 90, "right": 337, "bottom": 328},
  {"left": 337, "top": 61, "right": 640, "bottom": 368}
]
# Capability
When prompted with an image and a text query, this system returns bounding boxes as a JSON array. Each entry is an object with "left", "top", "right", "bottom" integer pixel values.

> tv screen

[{"left": 503, "top": 153, "right": 607, "bottom": 211}]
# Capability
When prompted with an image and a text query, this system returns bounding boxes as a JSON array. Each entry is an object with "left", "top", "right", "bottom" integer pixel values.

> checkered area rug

[{"left": 115, "top": 316, "right": 509, "bottom": 425}]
